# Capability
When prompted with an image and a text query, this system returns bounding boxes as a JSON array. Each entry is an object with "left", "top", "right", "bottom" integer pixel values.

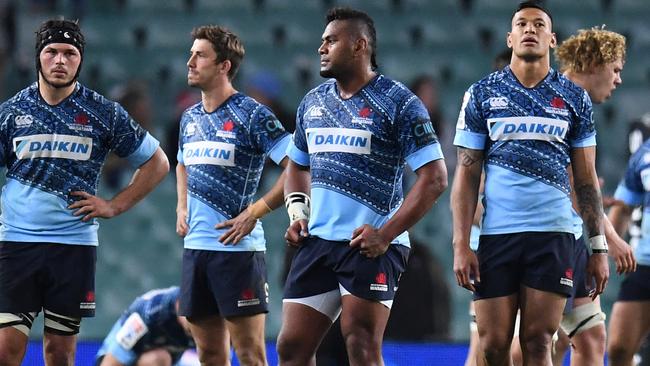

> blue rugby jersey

[
  {"left": 286, "top": 75, "right": 444, "bottom": 247},
  {"left": 614, "top": 139, "right": 650, "bottom": 266},
  {"left": 454, "top": 66, "right": 596, "bottom": 235},
  {"left": 177, "top": 93, "right": 290, "bottom": 251},
  {"left": 0, "top": 82, "right": 159, "bottom": 245},
  {"left": 97, "top": 286, "right": 194, "bottom": 361}
]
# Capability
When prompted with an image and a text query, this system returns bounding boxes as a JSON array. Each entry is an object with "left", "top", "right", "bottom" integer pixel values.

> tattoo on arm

[
  {"left": 575, "top": 183, "right": 604, "bottom": 237},
  {"left": 458, "top": 148, "right": 483, "bottom": 167}
]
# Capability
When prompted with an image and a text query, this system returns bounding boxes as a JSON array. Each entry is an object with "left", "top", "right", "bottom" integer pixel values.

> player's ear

[
  {"left": 549, "top": 32, "right": 557, "bottom": 49},
  {"left": 506, "top": 32, "right": 513, "bottom": 48}
]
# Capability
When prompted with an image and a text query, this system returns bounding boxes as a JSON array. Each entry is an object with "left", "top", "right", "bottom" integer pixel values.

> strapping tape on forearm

[
  {"left": 285, "top": 192, "right": 310, "bottom": 224},
  {"left": 248, "top": 198, "right": 272, "bottom": 219},
  {"left": 589, "top": 234, "right": 608, "bottom": 254}
]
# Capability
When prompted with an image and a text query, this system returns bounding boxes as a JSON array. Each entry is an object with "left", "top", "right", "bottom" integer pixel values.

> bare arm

[
  {"left": 350, "top": 159, "right": 448, "bottom": 257},
  {"left": 451, "top": 147, "right": 484, "bottom": 291},
  {"left": 283, "top": 160, "right": 311, "bottom": 246},
  {"left": 176, "top": 162, "right": 189, "bottom": 237},
  {"left": 571, "top": 146, "right": 609, "bottom": 298},
  {"left": 217, "top": 157, "right": 290, "bottom": 244},
  {"left": 70, "top": 147, "right": 170, "bottom": 221},
  {"left": 608, "top": 203, "right": 634, "bottom": 237},
  {"left": 571, "top": 147, "right": 605, "bottom": 237},
  {"left": 452, "top": 148, "right": 484, "bottom": 249}
]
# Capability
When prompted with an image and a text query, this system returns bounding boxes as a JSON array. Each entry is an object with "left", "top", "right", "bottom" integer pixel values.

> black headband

[{"left": 36, "top": 27, "right": 85, "bottom": 56}]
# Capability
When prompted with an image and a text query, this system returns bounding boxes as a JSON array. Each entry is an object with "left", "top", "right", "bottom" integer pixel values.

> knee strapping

[
  {"left": 0, "top": 312, "right": 37, "bottom": 336},
  {"left": 44, "top": 309, "right": 81, "bottom": 336},
  {"left": 560, "top": 302, "right": 605, "bottom": 338}
]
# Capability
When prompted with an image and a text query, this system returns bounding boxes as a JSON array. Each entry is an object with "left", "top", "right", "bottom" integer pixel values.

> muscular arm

[
  {"left": 284, "top": 159, "right": 311, "bottom": 196},
  {"left": 570, "top": 147, "right": 605, "bottom": 237},
  {"left": 111, "top": 147, "right": 170, "bottom": 214},
  {"left": 70, "top": 147, "right": 170, "bottom": 221},
  {"left": 283, "top": 160, "right": 311, "bottom": 246},
  {"left": 451, "top": 147, "right": 484, "bottom": 291},
  {"left": 451, "top": 148, "right": 484, "bottom": 249},
  {"left": 379, "top": 159, "right": 448, "bottom": 242}
]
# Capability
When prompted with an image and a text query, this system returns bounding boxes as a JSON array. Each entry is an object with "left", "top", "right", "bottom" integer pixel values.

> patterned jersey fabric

[
  {"left": 177, "top": 93, "right": 290, "bottom": 251},
  {"left": 287, "top": 75, "right": 444, "bottom": 246},
  {"left": 454, "top": 66, "right": 596, "bottom": 235},
  {"left": 0, "top": 82, "right": 159, "bottom": 245}
]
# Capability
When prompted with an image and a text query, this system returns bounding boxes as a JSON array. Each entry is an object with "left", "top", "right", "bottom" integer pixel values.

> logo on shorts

[
  {"left": 560, "top": 268, "right": 573, "bottom": 287},
  {"left": 80, "top": 291, "right": 95, "bottom": 309},
  {"left": 237, "top": 288, "right": 261, "bottom": 307},
  {"left": 370, "top": 272, "right": 388, "bottom": 292},
  {"left": 565, "top": 268, "right": 573, "bottom": 280}
]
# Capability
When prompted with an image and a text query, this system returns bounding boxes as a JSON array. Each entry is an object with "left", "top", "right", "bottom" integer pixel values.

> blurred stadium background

[{"left": 2, "top": 0, "right": 650, "bottom": 364}]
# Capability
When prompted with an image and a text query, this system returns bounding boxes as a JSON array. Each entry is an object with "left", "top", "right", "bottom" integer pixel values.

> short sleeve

[
  {"left": 110, "top": 103, "right": 159, "bottom": 167},
  {"left": 250, "top": 105, "right": 290, "bottom": 164},
  {"left": 396, "top": 95, "right": 444, "bottom": 171},
  {"left": 568, "top": 89, "right": 596, "bottom": 148},
  {"left": 453, "top": 85, "right": 488, "bottom": 150},
  {"left": 286, "top": 99, "right": 310, "bottom": 166}
]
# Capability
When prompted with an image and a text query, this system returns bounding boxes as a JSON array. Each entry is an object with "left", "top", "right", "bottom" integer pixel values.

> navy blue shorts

[
  {"left": 283, "top": 236, "right": 410, "bottom": 302},
  {"left": 617, "top": 265, "right": 650, "bottom": 301},
  {"left": 179, "top": 249, "right": 268, "bottom": 319},
  {"left": 474, "top": 232, "right": 575, "bottom": 300},
  {"left": 565, "top": 236, "right": 591, "bottom": 312},
  {"left": 0, "top": 241, "right": 96, "bottom": 318}
]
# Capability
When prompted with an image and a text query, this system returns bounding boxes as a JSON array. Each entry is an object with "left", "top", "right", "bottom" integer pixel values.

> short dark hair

[
  {"left": 191, "top": 25, "right": 245, "bottom": 81},
  {"left": 513, "top": 1, "right": 553, "bottom": 26},
  {"left": 326, "top": 7, "right": 378, "bottom": 70}
]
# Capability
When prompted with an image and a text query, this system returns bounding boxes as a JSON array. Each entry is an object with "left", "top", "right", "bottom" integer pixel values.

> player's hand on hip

[
  {"left": 453, "top": 245, "right": 480, "bottom": 292},
  {"left": 349, "top": 224, "right": 390, "bottom": 258},
  {"left": 69, "top": 191, "right": 117, "bottom": 222},
  {"left": 608, "top": 235, "right": 636, "bottom": 274},
  {"left": 215, "top": 209, "right": 257, "bottom": 245},
  {"left": 285, "top": 219, "right": 309, "bottom": 247},
  {"left": 176, "top": 208, "right": 189, "bottom": 237},
  {"left": 587, "top": 253, "right": 609, "bottom": 300}
]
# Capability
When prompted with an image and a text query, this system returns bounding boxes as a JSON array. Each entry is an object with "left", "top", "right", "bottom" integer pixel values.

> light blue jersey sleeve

[
  {"left": 453, "top": 86, "right": 488, "bottom": 150},
  {"left": 250, "top": 105, "right": 290, "bottom": 164},
  {"left": 111, "top": 103, "right": 159, "bottom": 167},
  {"left": 398, "top": 96, "right": 444, "bottom": 170},
  {"left": 568, "top": 89, "right": 597, "bottom": 148},
  {"left": 287, "top": 100, "right": 309, "bottom": 166}
]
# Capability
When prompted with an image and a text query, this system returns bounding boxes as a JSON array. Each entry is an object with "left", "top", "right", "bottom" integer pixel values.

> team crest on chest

[
  {"left": 544, "top": 97, "right": 569, "bottom": 117},
  {"left": 69, "top": 113, "right": 93, "bottom": 132},
  {"left": 216, "top": 119, "right": 237, "bottom": 139},
  {"left": 352, "top": 106, "right": 374, "bottom": 125}
]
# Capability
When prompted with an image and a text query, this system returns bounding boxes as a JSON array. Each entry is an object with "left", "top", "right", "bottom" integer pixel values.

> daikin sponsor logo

[
  {"left": 13, "top": 134, "right": 92, "bottom": 160},
  {"left": 183, "top": 141, "right": 235, "bottom": 166},
  {"left": 488, "top": 116, "right": 568, "bottom": 142},
  {"left": 306, "top": 128, "right": 372, "bottom": 154}
]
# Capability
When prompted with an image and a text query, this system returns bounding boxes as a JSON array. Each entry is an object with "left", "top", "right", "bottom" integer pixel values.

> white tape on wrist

[
  {"left": 285, "top": 192, "right": 310, "bottom": 224},
  {"left": 589, "top": 234, "right": 608, "bottom": 254}
]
